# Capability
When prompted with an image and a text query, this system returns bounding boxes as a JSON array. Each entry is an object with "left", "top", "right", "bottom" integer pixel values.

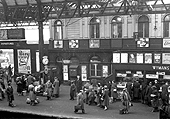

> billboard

[{"left": 17, "top": 49, "right": 31, "bottom": 74}]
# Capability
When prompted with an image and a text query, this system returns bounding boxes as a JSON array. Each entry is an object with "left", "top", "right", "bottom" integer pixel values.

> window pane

[
  {"left": 164, "top": 22, "right": 169, "bottom": 37},
  {"left": 138, "top": 15, "right": 149, "bottom": 38},
  {"left": 97, "top": 64, "right": 102, "bottom": 76},
  {"left": 111, "top": 17, "right": 122, "bottom": 38}
]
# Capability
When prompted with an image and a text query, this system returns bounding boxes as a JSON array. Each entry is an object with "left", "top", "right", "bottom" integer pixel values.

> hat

[{"left": 104, "top": 85, "right": 107, "bottom": 88}]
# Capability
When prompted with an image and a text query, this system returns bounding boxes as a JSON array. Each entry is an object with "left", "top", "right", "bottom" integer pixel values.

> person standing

[
  {"left": 6, "top": 81, "right": 15, "bottom": 107},
  {"left": 74, "top": 90, "right": 85, "bottom": 113},
  {"left": 45, "top": 80, "right": 53, "bottom": 100},
  {"left": 111, "top": 81, "right": 117, "bottom": 103},
  {"left": 76, "top": 75, "right": 82, "bottom": 94},
  {"left": 145, "top": 82, "right": 153, "bottom": 106},
  {"left": 103, "top": 85, "right": 109, "bottom": 111},
  {"left": 151, "top": 85, "right": 159, "bottom": 112},
  {"left": 133, "top": 80, "right": 140, "bottom": 102},
  {"left": 28, "top": 83, "right": 36, "bottom": 106},
  {"left": 70, "top": 81, "right": 76, "bottom": 100},
  {"left": 8, "top": 64, "right": 13, "bottom": 78},
  {"left": 121, "top": 88, "right": 131, "bottom": 114},
  {"left": 161, "top": 82, "right": 169, "bottom": 105},
  {"left": 53, "top": 77, "right": 60, "bottom": 98}
]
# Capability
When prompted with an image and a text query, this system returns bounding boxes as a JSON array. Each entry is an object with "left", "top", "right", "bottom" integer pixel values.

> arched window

[
  {"left": 90, "top": 56, "right": 102, "bottom": 77},
  {"left": 163, "top": 15, "right": 170, "bottom": 37},
  {"left": 138, "top": 15, "right": 149, "bottom": 38},
  {"left": 54, "top": 20, "right": 63, "bottom": 40},
  {"left": 89, "top": 17, "right": 100, "bottom": 38},
  {"left": 111, "top": 16, "right": 122, "bottom": 38}
]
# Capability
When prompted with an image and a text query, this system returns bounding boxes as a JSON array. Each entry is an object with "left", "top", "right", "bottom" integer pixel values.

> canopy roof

[{"left": 0, "top": 0, "right": 170, "bottom": 24}]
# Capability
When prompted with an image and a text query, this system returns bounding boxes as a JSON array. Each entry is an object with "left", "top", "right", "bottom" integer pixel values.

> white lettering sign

[{"left": 163, "top": 38, "right": 170, "bottom": 48}]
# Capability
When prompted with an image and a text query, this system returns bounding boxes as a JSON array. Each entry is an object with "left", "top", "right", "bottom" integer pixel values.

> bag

[
  {"left": 129, "top": 102, "right": 133, "bottom": 107},
  {"left": 26, "top": 97, "right": 31, "bottom": 104},
  {"left": 74, "top": 104, "right": 82, "bottom": 110},
  {"left": 119, "top": 109, "right": 126, "bottom": 114}
]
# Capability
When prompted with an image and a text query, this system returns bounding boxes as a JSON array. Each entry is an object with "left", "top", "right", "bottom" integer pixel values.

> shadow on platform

[{"left": 0, "top": 110, "right": 75, "bottom": 119}]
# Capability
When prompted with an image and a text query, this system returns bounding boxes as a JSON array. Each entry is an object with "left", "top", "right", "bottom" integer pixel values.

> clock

[{"left": 42, "top": 58, "right": 49, "bottom": 65}]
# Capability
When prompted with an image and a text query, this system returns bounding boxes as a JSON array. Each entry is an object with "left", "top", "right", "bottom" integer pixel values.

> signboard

[
  {"left": 146, "top": 74, "right": 158, "bottom": 79},
  {"left": 17, "top": 49, "right": 31, "bottom": 74},
  {"left": 145, "top": 53, "right": 152, "bottom": 64},
  {"left": 129, "top": 53, "right": 136, "bottom": 63},
  {"left": 7, "top": 28, "right": 25, "bottom": 39},
  {"left": 162, "top": 53, "right": 170, "bottom": 64},
  {"left": 82, "top": 74, "right": 87, "bottom": 81},
  {"left": 0, "top": 29, "right": 7, "bottom": 40},
  {"left": 89, "top": 40, "right": 100, "bottom": 48},
  {"left": 137, "top": 38, "right": 149, "bottom": 47},
  {"left": 163, "top": 38, "right": 170, "bottom": 48},
  {"left": 137, "top": 53, "right": 143, "bottom": 63},
  {"left": 113, "top": 53, "right": 120, "bottom": 63},
  {"left": 152, "top": 66, "right": 169, "bottom": 70},
  {"left": 54, "top": 40, "right": 63, "bottom": 48},
  {"left": 103, "top": 65, "right": 108, "bottom": 77},
  {"left": 121, "top": 53, "right": 128, "bottom": 63},
  {"left": 154, "top": 53, "right": 161, "bottom": 63},
  {"left": 69, "top": 40, "right": 78, "bottom": 48},
  {"left": 163, "top": 75, "right": 170, "bottom": 79}
]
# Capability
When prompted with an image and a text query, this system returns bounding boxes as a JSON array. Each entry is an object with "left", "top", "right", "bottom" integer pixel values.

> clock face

[{"left": 43, "top": 58, "right": 49, "bottom": 65}]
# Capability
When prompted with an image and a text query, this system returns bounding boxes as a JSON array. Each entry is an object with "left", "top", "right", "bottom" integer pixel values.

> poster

[
  {"left": 145, "top": 53, "right": 152, "bottom": 64},
  {"left": 81, "top": 65, "right": 87, "bottom": 74},
  {"left": 113, "top": 53, "right": 120, "bottom": 63},
  {"left": 17, "top": 49, "right": 31, "bottom": 74},
  {"left": 137, "top": 53, "right": 143, "bottom": 63},
  {"left": 69, "top": 40, "right": 78, "bottom": 48},
  {"left": 81, "top": 74, "right": 87, "bottom": 81},
  {"left": 89, "top": 40, "right": 100, "bottom": 48},
  {"left": 63, "top": 73, "right": 68, "bottom": 81},
  {"left": 54, "top": 40, "right": 63, "bottom": 48},
  {"left": 154, "top": 53, "right": 161, "bottom": 63},
  {"left": 121, "top": 53, "right": 128, "bottom": 63},
  {"left": 137, "top": 38, "right": 149, "bottom": 47},
  {"left": 129, "top": 53, "right": 136, "bottom": 63},
  {"left": 103, "top": 65, "right": 108, "bottom": 77},
  {"left": 63, "top": 65, "right": 68, "bottom": 73},
  {"left": 162, "top": 53, "right": 170, "bottom": 64}
]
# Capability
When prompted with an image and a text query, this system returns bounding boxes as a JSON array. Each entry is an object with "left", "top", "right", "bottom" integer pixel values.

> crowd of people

[{"left": 71, "top": 76, "right": 170, "bottom": 115}]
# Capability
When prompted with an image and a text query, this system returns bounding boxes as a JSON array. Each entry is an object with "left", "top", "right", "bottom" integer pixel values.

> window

[
  {"left": 111, "top": 16, "right": 122, "bottom": 38},
  {"left": 163, "top": 15, "right": 170, "bottom": 37},
  {"left": 138, "top": 15, "right": 149, "bottom": 38},
  {"left": 54, "top": 20, "right": 63, "bottom": 40},
  {"left": 90, "top": 56, "right": 102, "bottom": 77},
  {"left": 89, "top": 17, "right": 100, "bottom": 38}
]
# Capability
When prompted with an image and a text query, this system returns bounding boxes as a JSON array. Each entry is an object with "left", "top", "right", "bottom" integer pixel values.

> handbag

[{"left": 74, "top": 104, "right": 82, "bottom": 110}]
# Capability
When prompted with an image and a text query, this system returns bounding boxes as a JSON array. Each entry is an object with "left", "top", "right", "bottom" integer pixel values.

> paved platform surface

[{"left": 0, "top": 81, "right": 159, "bottom": 119}]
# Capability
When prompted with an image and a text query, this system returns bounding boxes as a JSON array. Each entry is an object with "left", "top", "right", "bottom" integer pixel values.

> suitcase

[
  {"left": 119, "top": 108, "right": 126, "bottom": 114},
  {"left": 74, "top": 105, "right": 83, "bottom": 113}
]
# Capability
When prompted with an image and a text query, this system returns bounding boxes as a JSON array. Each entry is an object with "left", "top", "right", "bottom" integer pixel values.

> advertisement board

[{"left": 17, "top": 49, "right": 31, "bottom": 74}]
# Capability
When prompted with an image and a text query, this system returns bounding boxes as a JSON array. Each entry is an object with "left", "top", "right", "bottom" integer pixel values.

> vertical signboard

[
  {"left": 162, "top": 53, "right": 170, "bottom": 64},
  {"left": 81, "top": 65, "right": 87, "bottom": 81},
  {"left": 17, "top": 49, "right": 31, "bottom": 74}
]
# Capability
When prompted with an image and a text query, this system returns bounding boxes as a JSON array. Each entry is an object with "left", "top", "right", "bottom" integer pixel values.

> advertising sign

[
  {"left": 17, "top": 49, "right": 31, "bottom": 74},
  {"left": 89, "top": 40, "right": 100, "bottom": 48},
  {"left": 129, "top": 53, "right": 136, "bottom": 63},
  {"left": 103, "top": 65, "right": 108, "bottom": 77},
  {"left": 162, "top": 53, "right": 170, "bottom": 64},
  {"left": 137, "top": 53, "right": 143, "bottom": 63},
  {"left": 69, "top": 40, "right": 78, "bottom": 48},
  {"left": 163, "top": 38, "right": 170, "bottom": 48},
  {"left": 154, "top": 53, "right": 161, "bottom": 63},
  {"left": 0, "top": 29, "right": 7, "bottom": 40},
  {"left": 145, "top": 53, "right": 152, "bottom": 64},
  {"left": 121, "top": 53, "right": 128, "bottom": 63},
  {"left": 54, "top": 40, "right": 63, "bottom": 48},
  {"left": 113, "top": 53, "right": 120, "bottom": 63}
]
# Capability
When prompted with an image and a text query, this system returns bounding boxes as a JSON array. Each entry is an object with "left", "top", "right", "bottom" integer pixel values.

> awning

[{"left": 69, "top": 65, "right": 79, "bottom": 69}]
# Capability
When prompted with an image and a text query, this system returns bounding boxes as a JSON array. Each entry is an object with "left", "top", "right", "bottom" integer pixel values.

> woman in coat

[
  {"left": 28, "top": 83, "right": 36, "bottom": 106},
  {"left": 121, "top": 88, "right": 131, "bottom": 114},
  {"left": 53, "top": 77, "right": 60, "bottom": 98},
  {"left": 103, "top": 85, "right": 109, "bottom": 111},
  {"left": 111, "top": 81, "right": 117, "bottom": 103},
  {"left": 75, "top": 90, "right": 85, "bottom": 113},
  {"left": 70, "top": 81, "right": 76, "bottom": 100}
]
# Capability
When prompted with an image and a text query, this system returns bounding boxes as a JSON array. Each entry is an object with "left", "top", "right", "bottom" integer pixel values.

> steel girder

[{"left": 0, "top": 0, "right": 169, "bottom": 24}]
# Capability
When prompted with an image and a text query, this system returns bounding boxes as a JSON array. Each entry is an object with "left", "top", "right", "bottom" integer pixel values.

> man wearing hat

[
  {"left": 6, "top": 81, "right": 15, "bottom": 107},
  {"left": 70, "top": 81, "right": 76, "bottom": 100}
]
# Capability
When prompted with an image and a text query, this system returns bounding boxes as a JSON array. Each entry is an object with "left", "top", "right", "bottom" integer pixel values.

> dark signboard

[{"left": 7, "top": 28, "right": 25, "bottom": 39}]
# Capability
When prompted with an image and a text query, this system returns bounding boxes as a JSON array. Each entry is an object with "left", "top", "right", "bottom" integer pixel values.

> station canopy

[{"left": 0, "top": 0, "right": 170, "bottom": 25}]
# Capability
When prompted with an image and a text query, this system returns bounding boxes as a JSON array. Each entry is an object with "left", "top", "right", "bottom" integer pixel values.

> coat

[
  {"left": 70, "top": 83, "right": 76, "bottom": 97},
  {"left": 6, "top": 85, "right": 14, "bottom": 102},
  {"left": 133, "top": 81, "right": 140, "bottom": 98},
  {"left": 103, "top": 89, "right": 109, "bottom": 107},
  {"left": 161, "top": 84, "right": 168, "bottom": 100},
  {"left": 53, "top": 80, "right": 59, "bottom": 95},
  {"left": 45, "top": 82, "right": 53, "bottom": 97},
  {"left": 77, "top": 92, "right": 84, "bottom": 109},
  {"left": 28, "top": 84, "right": 36, "bottom": 101},
  {"left": 111, "top": 83, "right": 117, "bottom": 99}
]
